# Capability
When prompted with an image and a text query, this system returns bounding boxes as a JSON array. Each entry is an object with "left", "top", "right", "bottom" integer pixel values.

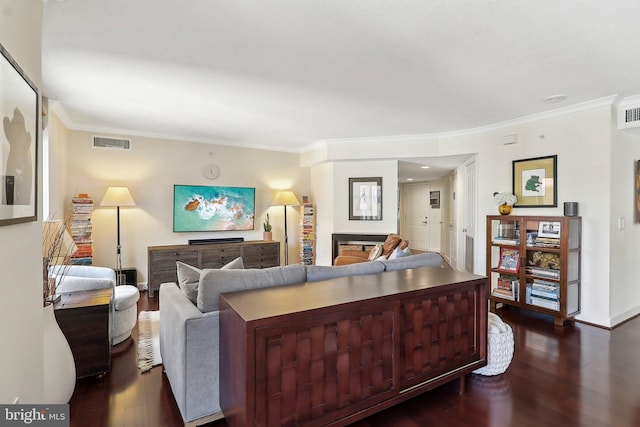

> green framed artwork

[{"left": 512, "top": 155, "right": 557, "bottom": 208}]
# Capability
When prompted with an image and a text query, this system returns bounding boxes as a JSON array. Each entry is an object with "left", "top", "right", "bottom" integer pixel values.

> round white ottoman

[
  {"left": 112, "top": 285, "right": 140, "bottom": 345},
  {"left": 473, "top": 312, "right": 514, "bottom": 376}
]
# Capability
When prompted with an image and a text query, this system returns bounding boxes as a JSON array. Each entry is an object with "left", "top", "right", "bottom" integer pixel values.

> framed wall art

[
  {"left": 0, "top": 43, "right": 39, "bottom": 226},
  {"left": 512, "top": 155, "right": 557, "bottom": 208},
  {"left": 349, "top": 177, "right": 382, "bottom": 220},
  {"left": 173, "top": 184, "right": 255, "bottom": 232}
]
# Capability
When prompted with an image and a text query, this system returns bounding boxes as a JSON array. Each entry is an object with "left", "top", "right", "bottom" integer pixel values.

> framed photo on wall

[
  {"left": 512, "top": 155, "right": 557, "bottom": 207},
  {"left": 0, "top": 43, "right": 38, "bottom": 226},
  {"left": 349, "top": 177, "right": 382, "bottom": 220}
]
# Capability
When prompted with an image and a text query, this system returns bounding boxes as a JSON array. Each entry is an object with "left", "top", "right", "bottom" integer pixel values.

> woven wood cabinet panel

[
  {"left": 400, "top": 288, "right": 480, "bottom": 389},
  {"left": 254, "top": 304, "right": 397, "bottom": 427},
  {"left": 220, "top": 268, "right": 487, "bottom": 427}
]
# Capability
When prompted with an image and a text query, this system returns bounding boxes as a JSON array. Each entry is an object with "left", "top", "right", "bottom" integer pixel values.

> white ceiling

[{"left": 42, "top": 1, "right": 640, "bottom": 173}]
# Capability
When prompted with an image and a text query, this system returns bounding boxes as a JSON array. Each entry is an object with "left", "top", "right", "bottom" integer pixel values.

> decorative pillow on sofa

[
  {"left": 381, "top": 235, "right": 403, "bottom": 258},
  {"left": 176, "top": 257, "right": 244, "bottom": 304},
  {"left": 367, "top": 245, "right": 382, "bottom": 261},
  {"left": 387, "top": 246, "right": 412, "bottom": 260},
  {"left": 176, "top": 261, "right": 201, "bottom": 304},
  {"left": 197, "top": 264, "right": 306, "bottom": 313},
  {"left": 306, "top": 261, "right": 385, "bottom": 283}
]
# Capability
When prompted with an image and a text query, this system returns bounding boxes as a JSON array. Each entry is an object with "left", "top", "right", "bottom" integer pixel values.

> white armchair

[{"left": 52, "top": 265, "right": 140, "bottom": 345}]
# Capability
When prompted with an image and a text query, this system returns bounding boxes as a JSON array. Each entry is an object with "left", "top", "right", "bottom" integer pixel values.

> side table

[{"left": 54, "top": 288, "right": 112, "bottom": 378}]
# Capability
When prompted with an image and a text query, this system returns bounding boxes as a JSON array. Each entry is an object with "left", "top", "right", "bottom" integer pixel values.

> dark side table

[{"left": 54, "top": 288, "right": 112, "bottom": 378}]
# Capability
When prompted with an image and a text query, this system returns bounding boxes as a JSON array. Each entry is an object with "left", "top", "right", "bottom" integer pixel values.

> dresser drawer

[
  {"left": 200, "top": 246, "right": 242, "bottom": 268},
  {"left": 243, "top": 243, "right": 279, "bottom": 268}
]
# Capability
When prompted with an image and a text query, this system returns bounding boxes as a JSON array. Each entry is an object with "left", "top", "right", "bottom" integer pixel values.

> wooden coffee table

[{"left": 54, "top": 288, "right": 113, "bottom": 378}]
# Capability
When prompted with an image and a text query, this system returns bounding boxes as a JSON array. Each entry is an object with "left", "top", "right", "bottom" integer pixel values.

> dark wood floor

[{"left": 69, "top": 291, "right": 640, "bottom": 427}]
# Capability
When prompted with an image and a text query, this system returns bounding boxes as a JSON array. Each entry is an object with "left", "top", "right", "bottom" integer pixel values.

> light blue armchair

[{"left": 52, "top": 265, "right": 140, "bottom": 345}]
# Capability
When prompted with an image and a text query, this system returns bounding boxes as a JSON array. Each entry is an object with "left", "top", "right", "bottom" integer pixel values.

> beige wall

[
  {"left": 306, "top": 103, "right": 627, "bottom": 327},
  {"left": 0, "top": 0, "right": 44, "bottom": 404},
  {"left": 51, "top": 126, "right": 309, "bottom": 286}
]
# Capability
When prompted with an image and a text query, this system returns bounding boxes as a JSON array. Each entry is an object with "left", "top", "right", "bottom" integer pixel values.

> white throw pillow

[{"left": 368, "top": 245, "right": 383, "bottom": 261}]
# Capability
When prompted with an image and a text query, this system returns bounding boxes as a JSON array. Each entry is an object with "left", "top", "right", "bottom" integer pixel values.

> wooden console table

[
  {"left": 54, "top": 288, "right": 112, "bottom": 378},
  {"left": 147, "top": 240, "right": 280, "bottom": 297},
  {"left": 220, "top": 267, "right": 487, "bottom": 427}
]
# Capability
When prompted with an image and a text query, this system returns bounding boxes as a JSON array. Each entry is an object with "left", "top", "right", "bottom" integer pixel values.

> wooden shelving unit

[
  {"left": 486, "top": 215, "right": 581, "bottom": 326},
  {"left": 70, "top": 194, "right": 94, "bottom": 265},
  {"left": 299, "top": 203, "right": 315, "bottom": 265}
]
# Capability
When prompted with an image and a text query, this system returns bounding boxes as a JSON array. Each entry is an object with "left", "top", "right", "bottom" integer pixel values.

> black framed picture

[
  {"left": 512, "top": 155, "right": 557, "bottom": 207},
  {"left": 0, "top": 43, "right": 38, "bottom": 226},
  {"left": 349, "top": 177, "right": 382, "bottom": 220}
]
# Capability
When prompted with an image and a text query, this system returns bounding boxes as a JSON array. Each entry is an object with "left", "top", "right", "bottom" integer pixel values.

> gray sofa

[{"left": 159, "top": 252, "right": 443, "bottom": 426}]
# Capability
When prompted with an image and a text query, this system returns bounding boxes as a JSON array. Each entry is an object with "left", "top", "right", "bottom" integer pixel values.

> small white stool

[
  {"left": 112, "top": 285, "right": 140, "bottom": 345},
  {"left": 473, "top": 312, "right": 514, "bottom": 376}
]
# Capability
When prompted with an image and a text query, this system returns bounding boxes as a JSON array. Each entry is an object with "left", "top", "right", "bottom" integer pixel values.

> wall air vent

[
  {"left": 618, "top": 100, "right": 640, "bottom": 131},
  {"left": 92, "top": 136, "right": 131, "bottom": 150}
]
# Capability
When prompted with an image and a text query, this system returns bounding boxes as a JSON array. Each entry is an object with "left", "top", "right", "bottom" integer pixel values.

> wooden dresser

[
  {"left": 219, "top": 267, "right": 487, "bottom": 427},
  {"left": 147, "top": 240, "right": 280, "bottom": 297}
]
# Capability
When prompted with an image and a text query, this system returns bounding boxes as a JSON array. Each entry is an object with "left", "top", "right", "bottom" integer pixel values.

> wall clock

[{"left": 202, "top": 164, "right": 220, "bottom": 180}]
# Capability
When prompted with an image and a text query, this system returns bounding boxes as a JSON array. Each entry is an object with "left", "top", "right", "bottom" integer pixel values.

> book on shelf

[
  {"left": 530, "top": 296, "right": 560, "bottom": 310},
  {"left": 531, "top": 236, "right": 560, "bottom": 248},
  {"left": 492, "top": 236, "right": 519, "bottom": 245},
  {"left": 492, "top": 288, "right": 516, "bottom": 300},
  {"left": 497, "top": 248, "right": 520, "bottom": 273},
  {"left": 493, "top": 276, "right": 519, "bottom": 300},
  {"left": 526, "top": 266, "right": 560, "bottom": 279}
]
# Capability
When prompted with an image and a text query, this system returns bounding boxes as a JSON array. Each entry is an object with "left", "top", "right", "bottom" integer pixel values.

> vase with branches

[{"left": 42, "top": 213, "right": 77, "bottom": 306}]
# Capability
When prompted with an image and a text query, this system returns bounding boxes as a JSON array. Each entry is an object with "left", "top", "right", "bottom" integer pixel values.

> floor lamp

[
  {"left": 272, "top": 190, "right": 300, "bottom": 265},
  {"left": 100, "top": 186, "right": 136, "bottom": 285}
]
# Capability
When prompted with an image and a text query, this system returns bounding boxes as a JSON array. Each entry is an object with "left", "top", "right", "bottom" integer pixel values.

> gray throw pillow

[
  {"left": 197, "top": 264, "right": 306, "bottom": 313},
  {"left": 305, "top": 261, "right": 385, "bottom": 283},
  {"left": 176, "top": 257, "right": 244, "bottom": 304},
  {"left": 176, "top": 261, "right": 201, "bottom": 304}
]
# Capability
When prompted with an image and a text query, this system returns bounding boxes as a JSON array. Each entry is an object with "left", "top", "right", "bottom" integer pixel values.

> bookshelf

[
  {"left": 486, "top": 215, "right": 581, "bottom": 326},
  {"left": 70, "top": 194, "right": 94, "bottom": 265},
  {"left": 299, "top": 203, "right": 315, "bottom": 265}
]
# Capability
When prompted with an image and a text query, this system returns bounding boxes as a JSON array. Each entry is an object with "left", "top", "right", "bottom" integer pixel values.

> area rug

[{"left": 137, "top": 310, "right": 162, "bottom": 372}]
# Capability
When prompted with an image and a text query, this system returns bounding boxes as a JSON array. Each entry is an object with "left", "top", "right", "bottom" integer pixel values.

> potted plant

[{"left": 263, "top": 213, "right": 273, "bottom": 241}]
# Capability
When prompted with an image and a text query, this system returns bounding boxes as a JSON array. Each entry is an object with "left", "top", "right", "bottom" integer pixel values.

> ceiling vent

[
  {"left": 618, "top": 102, "right": 640, "bottom": 131},
  {"left": 92, "top": 136, "right": 131, "bottom": 150}
]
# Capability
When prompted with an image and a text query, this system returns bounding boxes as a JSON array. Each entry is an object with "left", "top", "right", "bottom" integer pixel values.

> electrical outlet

[{"left": 12, "top": 396, "right": 19, "bottom": 404}]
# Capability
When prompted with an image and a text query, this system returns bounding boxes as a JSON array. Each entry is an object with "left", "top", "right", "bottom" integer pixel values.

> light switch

[{"left": 618, "top": 216, "right": 625, "bottom": 230}]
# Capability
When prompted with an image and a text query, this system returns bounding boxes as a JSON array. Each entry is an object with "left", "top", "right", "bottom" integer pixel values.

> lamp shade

[
  {"left": 100, "top": 186, "right": 136, "bottom": 207},
  {"left": 272, "top": 190, "right": 300, "bottom": 206}
]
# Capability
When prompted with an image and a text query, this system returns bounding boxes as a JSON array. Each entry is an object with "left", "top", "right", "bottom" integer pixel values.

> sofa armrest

[
  {"left": 159, "top": 282, "right": 221, "bottom": 423},
  {"left": 55, "top": 276, "right": 115, "bottom": 293}
]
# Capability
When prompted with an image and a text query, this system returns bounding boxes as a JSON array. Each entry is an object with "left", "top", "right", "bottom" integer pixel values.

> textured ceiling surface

[{"left": 42, "top": 1, "right": 640, "bottom": 157}]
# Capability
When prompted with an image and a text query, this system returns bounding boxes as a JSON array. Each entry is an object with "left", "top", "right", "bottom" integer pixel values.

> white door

[
  {"left": 404, "top": 183, "right": 430, "bottom": 251},
  {"left": 449, "top": 173, "right": 458, "bottom": 269},
  {"left": 429, "top": 183, "right": 442, "bottom": 251},
  {"left": 463, "top": 158, "right": 477, "bottom": 273}
]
